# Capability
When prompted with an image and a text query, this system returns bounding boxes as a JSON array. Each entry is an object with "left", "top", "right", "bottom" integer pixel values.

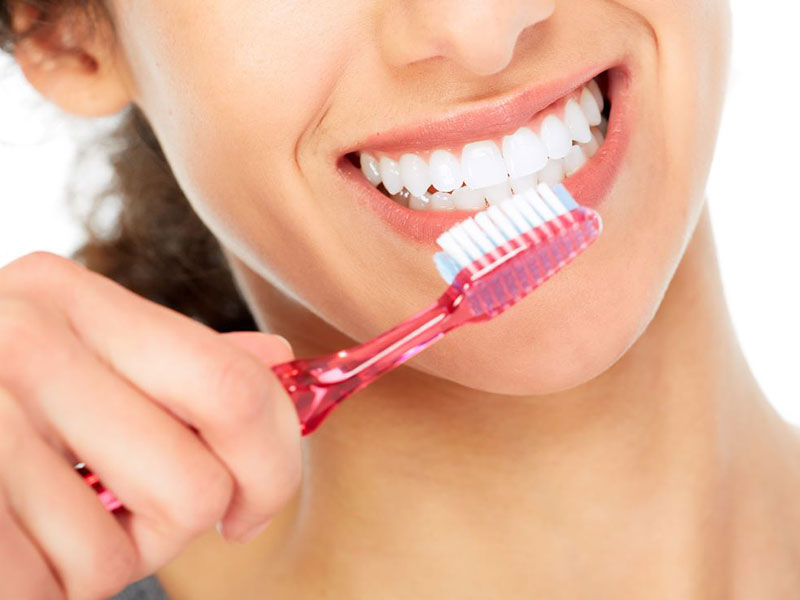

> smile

[
  {"left": 352, "top": 78, "right": 608, "bottom": 212},
  {"left": 338, "top": 64, "right": 631, "bottom": 243}
]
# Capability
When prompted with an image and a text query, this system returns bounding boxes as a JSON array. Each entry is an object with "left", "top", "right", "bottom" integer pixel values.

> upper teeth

[{"left": 359, "top": 79, "right": 606, "bottom": 210}]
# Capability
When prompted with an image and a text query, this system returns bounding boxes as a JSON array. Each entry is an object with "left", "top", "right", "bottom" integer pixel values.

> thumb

[{"left": 220, "top": 331, "right": 295, "bottom": 366}]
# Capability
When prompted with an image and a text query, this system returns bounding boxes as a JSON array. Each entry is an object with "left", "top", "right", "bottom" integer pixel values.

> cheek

[
  {"left": 111, "top": 0, "right": 362, "bottom": 240},
  {"left": 622, "top": 0, "right": 731, "bottom": 198}
]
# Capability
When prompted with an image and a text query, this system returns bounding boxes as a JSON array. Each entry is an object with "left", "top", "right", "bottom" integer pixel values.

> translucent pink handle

[{"left": 271, "top": 284, "right": 472, "bottom": 435}]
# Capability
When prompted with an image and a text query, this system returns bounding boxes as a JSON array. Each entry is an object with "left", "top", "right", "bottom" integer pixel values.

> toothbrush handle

[{"left": 272, "top": 286, "right": 468, "bottom": 435}]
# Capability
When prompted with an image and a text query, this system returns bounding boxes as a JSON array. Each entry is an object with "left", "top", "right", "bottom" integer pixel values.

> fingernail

[
  {"left": 237, "top": 520, "right": 272, "bottom": 543},
  {"left": 274, "top": 335, "right": 293, "bottom": 354}
]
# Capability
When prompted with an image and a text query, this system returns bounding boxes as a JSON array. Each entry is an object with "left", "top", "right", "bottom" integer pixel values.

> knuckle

[
  {"left": 249, "top": 463, "right": 302, "bottom": 527},
  {"left": 0, "top": 297, "right": 48, "bottom": 349},
  {"left": 0, "top": 298, "right": 61, "bottom": 385},
  {"left": 210, "top": 355, "right": 271, "bottom": 430},
  {"left": 0, "top": 252, "right": 72, "bottom": 292},
  {"left": 271, "top": 439, "right": 303, "bottom": 509},
  {"left": 5, "top": 251, "right": 79, "bottom": 281},
  {"left": 0, "top": 387, "right": 32, "bottom": 460},
  {"left": 254, "top": 417, "right": 303, "bottom": 518},
  {"left": 271, "top": 397, "right": 304, "bottom": 491},
  {"left": 163, "top": 457, "right": 234, "bottom": 537}
]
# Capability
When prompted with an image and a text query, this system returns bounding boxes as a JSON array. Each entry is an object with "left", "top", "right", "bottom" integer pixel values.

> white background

[{"left": 0, "top": 2, "right": 798, "bottom": 423}]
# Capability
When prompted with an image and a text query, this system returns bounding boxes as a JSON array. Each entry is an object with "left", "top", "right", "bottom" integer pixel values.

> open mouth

[{"left": 346, "top": 73, "right": 611, "bottom": 212}]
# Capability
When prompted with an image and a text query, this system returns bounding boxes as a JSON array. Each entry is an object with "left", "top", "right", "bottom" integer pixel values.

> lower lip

[{"left": 338, "top": 66, "right": 632, "bottom": 246}]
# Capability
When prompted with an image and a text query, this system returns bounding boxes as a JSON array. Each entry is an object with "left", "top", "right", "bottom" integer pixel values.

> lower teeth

[{"left": 383, "top": 123, "right": 606, "bottom": 211}]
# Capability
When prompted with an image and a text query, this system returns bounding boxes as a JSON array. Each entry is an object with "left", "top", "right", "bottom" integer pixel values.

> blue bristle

[
  {"left": 552, "top": 184, "right": 578, "bottom": 211},
  {"left": 433, "top": 251, "right": 461, "bottom": 284}
]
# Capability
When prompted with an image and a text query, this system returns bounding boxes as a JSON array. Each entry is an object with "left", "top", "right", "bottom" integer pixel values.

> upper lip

[{"left": 341, "top": 61, "right": 616, "bottom": 157}]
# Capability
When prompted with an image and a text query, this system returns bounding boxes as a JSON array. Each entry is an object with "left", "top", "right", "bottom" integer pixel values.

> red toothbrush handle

[
  {"left": 75, "top": 462, "right": 124, "bottom": 512},
  {"left": 272, "top": 285, "right": 469, "bottom": 435}
]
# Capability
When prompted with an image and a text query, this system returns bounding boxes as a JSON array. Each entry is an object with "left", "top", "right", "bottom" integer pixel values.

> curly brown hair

[{"left": 0, "top": 0, "right": 257, "bottom": 332}]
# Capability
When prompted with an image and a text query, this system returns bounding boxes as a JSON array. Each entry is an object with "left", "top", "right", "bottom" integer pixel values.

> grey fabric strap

[{"left": 108, "top": 575, "right": 170, "bottom": 600}]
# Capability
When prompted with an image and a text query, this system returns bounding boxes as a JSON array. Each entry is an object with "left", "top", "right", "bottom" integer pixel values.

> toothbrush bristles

[{"left": 433, "top": 183, "right": 601, "bottom": 316}]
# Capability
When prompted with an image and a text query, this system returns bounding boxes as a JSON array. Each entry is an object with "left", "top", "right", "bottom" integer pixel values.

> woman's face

[{"left": 106, "top": 0, "right": 730, "bottom": 394}]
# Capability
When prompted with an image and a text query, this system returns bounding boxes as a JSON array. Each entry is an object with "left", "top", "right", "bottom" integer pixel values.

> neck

[{"left": 160, "top": 207, "right": 800, "bottom": 599}]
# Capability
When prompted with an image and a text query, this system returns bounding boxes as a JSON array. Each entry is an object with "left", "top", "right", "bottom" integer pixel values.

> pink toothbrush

[{"left": 79, "top": 182, "right": 601, "bottom": 512}]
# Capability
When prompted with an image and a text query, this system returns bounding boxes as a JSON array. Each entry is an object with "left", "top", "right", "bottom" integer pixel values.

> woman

[{"left": 1, "top": 0, "right": 798, "bottom": 598}]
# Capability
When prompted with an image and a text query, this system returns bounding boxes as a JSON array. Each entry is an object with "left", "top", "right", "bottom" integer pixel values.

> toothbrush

[{"left": 79, "top": 182, "right": 601, "bottom": 512}]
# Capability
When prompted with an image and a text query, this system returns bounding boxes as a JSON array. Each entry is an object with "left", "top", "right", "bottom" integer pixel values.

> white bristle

[
  {"left": 486, "top": 205, "right": 519, "bottom": 240},
  {"left": 511, "top": 194, "right": 544, "bottom": 228},
  {"left": 450, "top": 225, "right": 484, "bottom": 262},
  {"left": 536, "top": 183, "right": 568, "bottom": 216},
  {"left": 499, "top": 201, "right": 529, "bottom": 233},
  {"left": 461, "top": 219, "right": 495, "bottom": 254},
  {"left": 436, "top": 231, "right": 472, "bottom": 268},
  {"left": 473, "top": 212, "right": 506, "bottom": 247},
  {"left": 522, "top": 189, "right": 557, "bottom": 221},
  {"left": 434, "top": 183, "right": 580, "bottom": 283}
]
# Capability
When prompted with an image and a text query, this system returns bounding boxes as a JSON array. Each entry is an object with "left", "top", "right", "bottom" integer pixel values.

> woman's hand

[{"left": 0, "top": 252, "right": 302, "bottom": 600}]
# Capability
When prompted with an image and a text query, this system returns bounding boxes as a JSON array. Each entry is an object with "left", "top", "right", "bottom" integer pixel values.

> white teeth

[
  {"left": 399, "top": 153, "right": 431, "bottom": 197},
  {"left": 483, "top": 182, "right": 512, "bottom": 206},
  {"left": 580, "top": 87, "right": 602, "bottom": 127},
  {"left": 501, "top": 127, "right": 548, "bottom": 178},
  {"left": 583, "top": 132, "right": 600, "bottom": 158},
  {"left": 587, "top": 79, "right": 604, "bottom": 113},
  {"left": 360, "top": 152, "right": 382, "bottom": 186},
  {"left": 408, "top": 193, "right": 431, "bottom": 211},
  {"left": 563, "top": 99, "right": 592, "bottom": 144},
  {"left": 379, "top": 156, "right": 403, "bottom": 195},
  {"left": 429, "top": 191, "right": 455, "bottom": 210},
  {"left": 428, "top": 149, "right": 463, "bottom": 192},
  {"left": 563, "top": 145, "right": 587, "bottom": 176},
  {"left": 539, "top": 115, "right": 572, "bottom": 160},
  {"left": 452, "top": 186, "right": 486, "bottom": 210},
  {"left": 537, "top": 158, "right": 565, "bottom": 185},
  {"left": 461, "top": 140, "right": 508, "bottom": 189},
  {"left": 509, "top": 173, "right": 537, "bottom": 194},
  {"left": 361, "top": 77, "right": 609, "bottom": 211}
]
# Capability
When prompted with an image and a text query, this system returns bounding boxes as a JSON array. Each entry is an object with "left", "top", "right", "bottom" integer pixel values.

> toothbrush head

[{"left": 433, "top": 183, "right": 602, "bottom": 319}]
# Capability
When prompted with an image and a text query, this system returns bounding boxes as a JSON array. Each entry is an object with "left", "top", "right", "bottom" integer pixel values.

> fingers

[
  {"left": 0, "top": 502, "right": 64, "bottom": 600},
  {"left": 1, "top": 322, "right": 237, "bottom": 571},
  {"left": 58, "top": 267, "right": 302, "bottom": 540},
  {"left": 0, "top": 387, "right": 132, "bottom": 600},
  {"left": 1, "top": 253, "right": 302, "bottom": 541}
]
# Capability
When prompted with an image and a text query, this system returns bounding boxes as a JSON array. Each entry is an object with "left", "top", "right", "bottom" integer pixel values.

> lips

[{"left": 337, "top": 63, "right": 631, "bottom": 245}]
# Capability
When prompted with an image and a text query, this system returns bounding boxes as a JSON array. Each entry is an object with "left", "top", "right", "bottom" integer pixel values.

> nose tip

[
  {"left": 437, "top": 16, "right": 528, "bottom": 76},
  {"left": 380, "top": 0, "right": 555, "bottom": 77}
]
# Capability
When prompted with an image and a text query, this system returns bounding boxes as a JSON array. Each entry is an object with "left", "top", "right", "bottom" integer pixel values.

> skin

[{"left": 6, "top": 0, "right": 800, "bottom": 597}]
